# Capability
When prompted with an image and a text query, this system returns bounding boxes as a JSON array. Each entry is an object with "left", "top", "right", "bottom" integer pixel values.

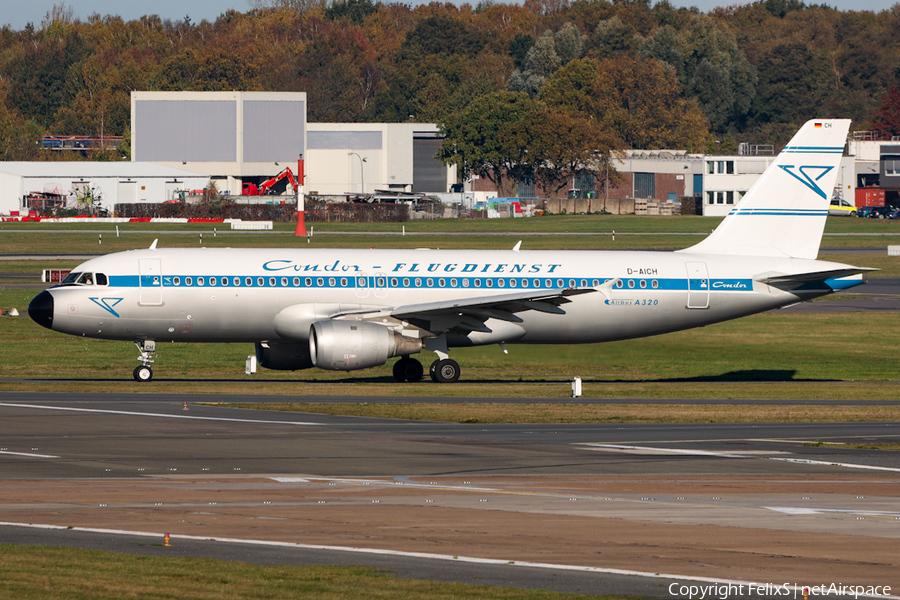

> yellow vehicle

[{"left": 829, "top": 197, "right": 858, "bottom": 216}]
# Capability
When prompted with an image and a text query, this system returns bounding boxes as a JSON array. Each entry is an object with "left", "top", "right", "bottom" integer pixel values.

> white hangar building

[
  {"left": 0, "top": 162, "right": 210, "bottom": 215},
  {"left": 130, "top": 91, "right": 454, "bottom": 198}
]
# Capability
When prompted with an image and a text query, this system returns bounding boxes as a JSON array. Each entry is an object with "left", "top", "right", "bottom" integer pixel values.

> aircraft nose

[{"left": 29, "top": 290, "right": 54, "bottom": 330}]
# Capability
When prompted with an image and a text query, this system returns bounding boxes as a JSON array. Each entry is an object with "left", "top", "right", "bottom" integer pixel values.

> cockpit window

[{"left": 60, "top": 272, "right": 107, "bottom": 286}]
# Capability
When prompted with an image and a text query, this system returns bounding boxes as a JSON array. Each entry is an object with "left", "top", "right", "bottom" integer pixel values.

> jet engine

[
  {"left": 255, "top": 342, "right": 315, "bottom": 371},
  {"left": 309, "top": 320, "right": 422, "bottom": 371}
]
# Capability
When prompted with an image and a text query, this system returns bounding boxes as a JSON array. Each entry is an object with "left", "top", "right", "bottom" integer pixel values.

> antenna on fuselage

[{"left": 149, "top": 239, "right": 158, "bottom": 250}]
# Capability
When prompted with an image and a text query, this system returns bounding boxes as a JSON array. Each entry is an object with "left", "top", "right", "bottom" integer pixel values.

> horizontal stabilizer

[
  {"left": 759, "top": 268, "right": 875, "bottom": 285},
  {"left": 757, "top": 267, "right": 874, "bottom": 292}
]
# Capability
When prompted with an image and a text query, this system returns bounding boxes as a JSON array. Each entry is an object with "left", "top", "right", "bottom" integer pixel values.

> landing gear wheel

[
  {"left": 133, "top": 365, "right": 153, "bottom": 382},
  {"left": 429, "top": 358, "right": 460, "bottom": 383},
  {"left": 393, "top": 357, "right": 424, "bottom": 382}
]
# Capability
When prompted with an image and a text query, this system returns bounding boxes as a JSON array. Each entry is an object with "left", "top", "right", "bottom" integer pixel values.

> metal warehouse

[
  {"left": 0, "top": 162, "right": 210, "bottom": 215},
  {"left": 130, "top": 91, "right": 453, "bottom": 198}
]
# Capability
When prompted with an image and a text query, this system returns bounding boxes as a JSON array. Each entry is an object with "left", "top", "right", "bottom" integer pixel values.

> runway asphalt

[
  {"left": 1, "top": 391, "right": 899, "bottom": 598},
  {"left": 1, "top": 392, "right": 899, "bottom": 479}
]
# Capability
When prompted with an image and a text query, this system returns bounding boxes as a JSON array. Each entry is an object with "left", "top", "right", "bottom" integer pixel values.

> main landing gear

[
  {"left": 392, "top": 356, "right": 461, "bottom": 383},
  {"left": 429, "top": 358, "right": 460, "bottom": 383},
  {"left": 393, "top": 356, "right": 424, "bottom": 382},
  {"left": 133, "top": 339, "right": 156, "bottom": 382}
]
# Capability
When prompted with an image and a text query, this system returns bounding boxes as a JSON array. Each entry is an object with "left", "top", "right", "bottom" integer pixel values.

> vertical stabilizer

[{"left": 679, "top": 119, "right": 851, "bottom": 260}]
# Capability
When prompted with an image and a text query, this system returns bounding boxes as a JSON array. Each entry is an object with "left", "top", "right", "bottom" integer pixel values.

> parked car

[
  {"left": 828, "top": 197, "right": 858, "bottom": 216},
  {"left": 858, "top": 206, "right": 892, "bottom": 219}
]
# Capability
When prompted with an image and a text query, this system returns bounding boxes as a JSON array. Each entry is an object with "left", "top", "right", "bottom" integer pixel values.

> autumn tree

[
  {"left": 528, "top": 109, "right": 619, "bottom": 196},
  {"left": 374, "top": 13, "right": 506, "bottom": 123},
  {"left": 4, "top": 19, "right": 89, "bottom": 129},
  {"left": 438, "top": 92, "right": 540, "bottom": 197},
  {"left": 542, "top": 56, "right": 709, "bottom": 150},
  {"left": 325, "top": 0, "right": 381, "bottom": 22},
  {"left": 508, "top": 23, "right": 584, "bottom": 96},
  {"left": 150, "top": 49, "right": 261, "bottom": 91},
  {"left": 299, "top": 26, "right": 379, "bottom": 121},
  {"left": 0, "top": 83, "right": 45, "bottom": 161},
  {"left": 873, "top": 84, "right": 900, "bottom": 137},
  {"left": 640, "top": 15, "right": 757, "bottom": 131},
  {"left": 585, "top": 15, "right": 639, "bottom": 59}
]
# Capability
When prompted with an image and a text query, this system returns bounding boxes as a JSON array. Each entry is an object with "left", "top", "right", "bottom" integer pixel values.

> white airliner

[{"left": 29, "top": 119, "right": 868, "bottom": 383}]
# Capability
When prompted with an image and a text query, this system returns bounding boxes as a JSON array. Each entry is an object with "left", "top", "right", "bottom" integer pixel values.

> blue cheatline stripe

[
  {"left": 104, "top": 275, "right": 756, "bottom": 293},
  {"left": 781, "top": 145, "right": 844, "bottom": 154}
]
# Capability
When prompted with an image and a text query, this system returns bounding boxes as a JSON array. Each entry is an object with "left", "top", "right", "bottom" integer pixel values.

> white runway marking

[
  {"left": 582, "top": 443, "right": 900, "bottom": 472},
  {"left": 2, "top": 522, "right": 898, "bottom": 600},
  {"left": 0, "top": 403, "right": 322, "bottom": 426},
  {"left": 0, "top": 450, "right": 60, "bottom": 458},
  {"left": 765, "top": 506, "right": 900, "bottom": 517},
  {"left": 768, "top": 457, "right": 900, "bottom": 473},
  {"left": 580, "top": 444, "right": 749, "bottom": 457}
]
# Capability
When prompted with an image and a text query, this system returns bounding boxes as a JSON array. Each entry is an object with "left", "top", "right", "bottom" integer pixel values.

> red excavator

[{"left": 243, "top": 167, "right": 299, "bottom": 196}]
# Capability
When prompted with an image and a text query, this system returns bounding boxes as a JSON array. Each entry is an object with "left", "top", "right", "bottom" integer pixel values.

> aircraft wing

[{"left": 331, "top": 288, "right": 595, "bottom": 335}]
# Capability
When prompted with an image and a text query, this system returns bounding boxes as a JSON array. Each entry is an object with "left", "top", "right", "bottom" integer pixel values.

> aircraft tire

[
  {"left": 429, "top": 359, "right": 460, "bottom": 383},
  {"left": 133, "top": 365, "right": 153, "bottom": 382},
  {"left": 394, "top": 357, "right": 424, "bottom": 382}
]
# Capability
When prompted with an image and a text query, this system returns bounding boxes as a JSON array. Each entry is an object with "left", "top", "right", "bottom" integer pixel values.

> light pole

[{"left": 349, "top": 152, "right": 367, "bottom": 197}]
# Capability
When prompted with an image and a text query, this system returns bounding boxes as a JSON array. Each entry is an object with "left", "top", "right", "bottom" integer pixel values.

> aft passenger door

[
  {"left": 139, "top": 259, "right": 163, "bottom": 306},
  {"left": 685, "top": 262, "right": 709, "bottom": 309}
]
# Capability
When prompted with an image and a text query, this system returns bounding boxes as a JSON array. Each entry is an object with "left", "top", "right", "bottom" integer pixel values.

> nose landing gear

[
  {"left": 133, "top": 340, "right": 156, "bottom": 382},
  {"left": 133, "top": 365, "right": 153, "bottom": 382}
]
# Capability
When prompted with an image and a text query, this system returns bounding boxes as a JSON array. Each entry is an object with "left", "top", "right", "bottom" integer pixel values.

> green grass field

[
  {"left": 3, "top": 214, "right": 900, "bottom": 253},
  {"left": 0, "top": 544, "right": 622, "bottom": 600}
]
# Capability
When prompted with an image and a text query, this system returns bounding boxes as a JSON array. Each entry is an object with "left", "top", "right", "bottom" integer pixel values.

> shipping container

[{"left": 855, "top": 187, "right": 885, "bottom": 207}]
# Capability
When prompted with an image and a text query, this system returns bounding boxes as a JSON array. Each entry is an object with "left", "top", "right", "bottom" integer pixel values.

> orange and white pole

[{"left": 295, "top": 154, "right": 306, "bottom": 237}]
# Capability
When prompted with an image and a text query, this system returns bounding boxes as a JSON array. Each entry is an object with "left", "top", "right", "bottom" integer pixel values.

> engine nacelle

[
  {"left": 309, "top": 320, "right": 422, "bottom": 371},
  {"left": 255, "top": 342, "right": 314, "bottom": 371}
]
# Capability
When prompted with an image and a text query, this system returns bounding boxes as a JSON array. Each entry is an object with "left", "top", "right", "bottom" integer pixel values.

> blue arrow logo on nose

[{"left": 89, "top": 297, "right": 123, "bottom": 318}]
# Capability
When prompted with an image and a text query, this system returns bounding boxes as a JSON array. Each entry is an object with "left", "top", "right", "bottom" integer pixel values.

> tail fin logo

[{"left": 777, "top": 165, "right": 834, "bottom": 199}]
